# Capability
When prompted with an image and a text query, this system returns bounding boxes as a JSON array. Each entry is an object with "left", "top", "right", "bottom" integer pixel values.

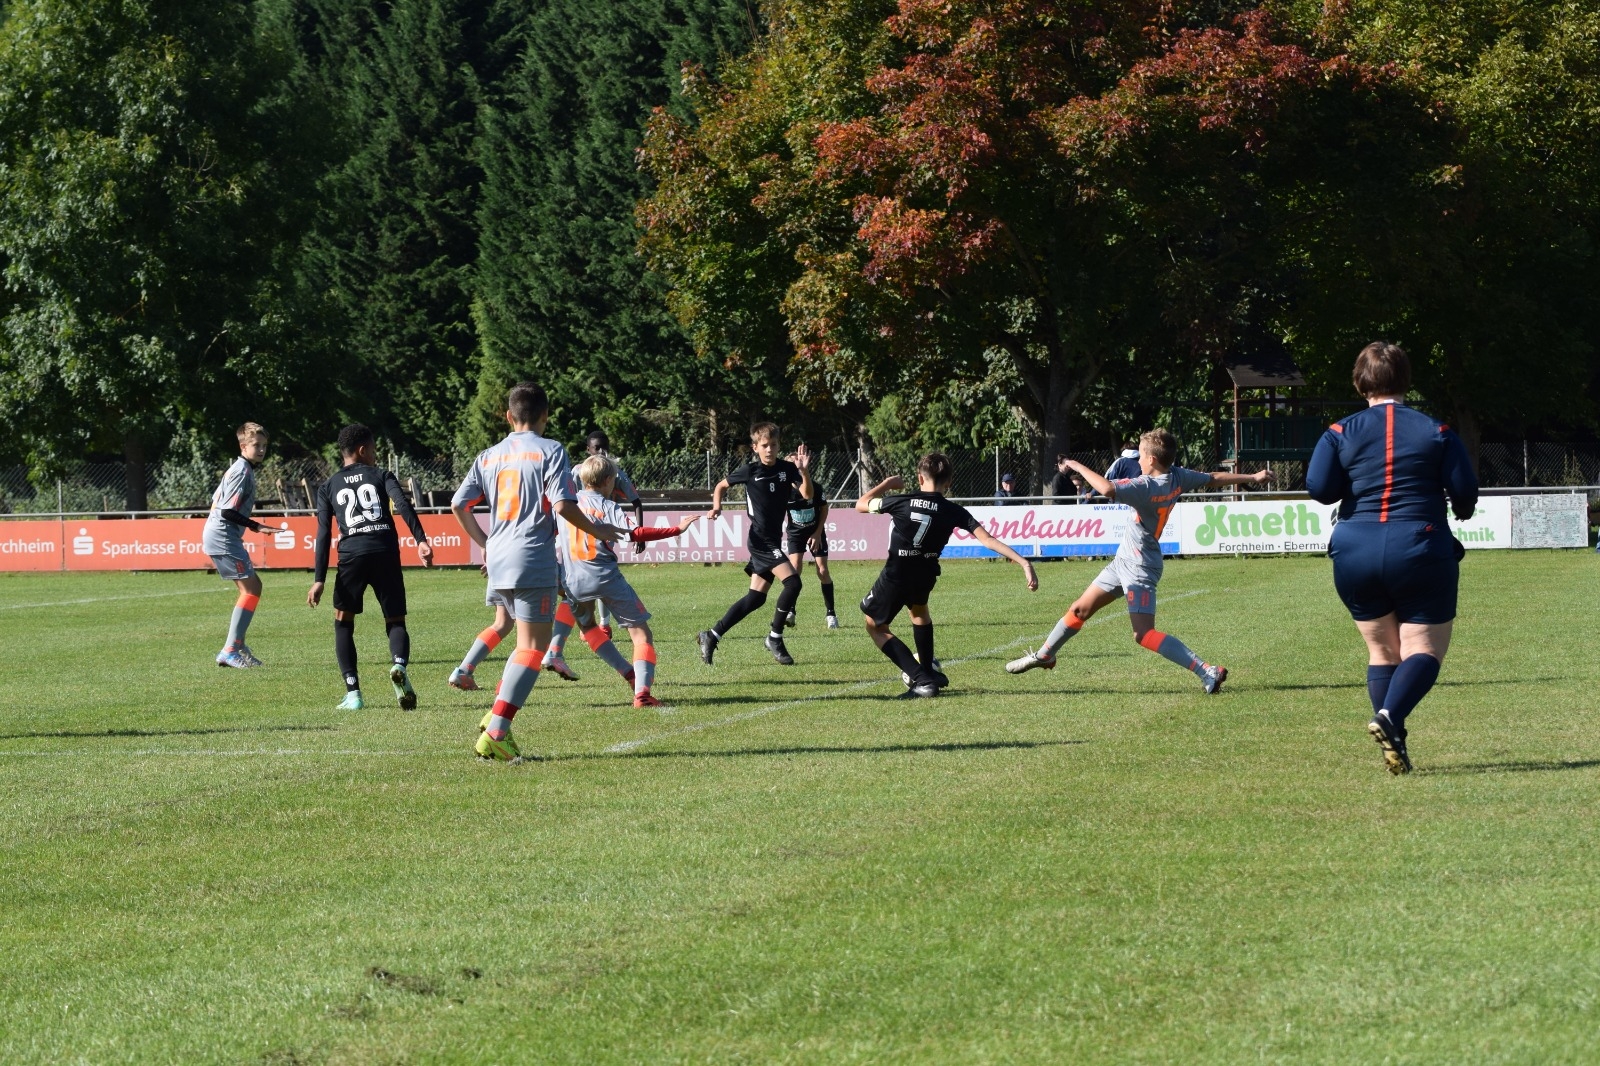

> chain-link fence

[{"left": 3, "top": 442, "right": 1598, "bottom": 515}]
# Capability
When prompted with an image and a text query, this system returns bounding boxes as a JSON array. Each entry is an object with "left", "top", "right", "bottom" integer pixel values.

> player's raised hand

[
  {"left": 1252, "top": 467, "right": 1275, "bottom": 485},
  {"left": 417, "top": 541, "right": 436, "bottom": 568},
  {"left": 680, "top": 513, "right": 704, "bottom": 529},
  {"left": 882, "top": 474, "right": 905, "bottom": 491},
  {"left": 794, "top": 444, "right": 812, "bottom": 470},
  {"left": 307, "top": 581, "right": 324, "bottom": 608},
  {"left": 706, "top": 504, "right": 721, "bottom": 521}
]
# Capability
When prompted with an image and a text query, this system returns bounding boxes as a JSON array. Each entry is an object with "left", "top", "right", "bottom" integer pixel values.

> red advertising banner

[
  {"left": 0, "top": 521, "right": 64, "bottom": 571},
  {"left": 0, "top": 515, "right": 480, "bottom": 572}
]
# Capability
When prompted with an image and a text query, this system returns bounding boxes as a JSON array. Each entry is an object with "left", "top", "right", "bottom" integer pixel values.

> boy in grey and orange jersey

[
  {"left": 1007, "top": 429, "right": 1271, "bottom": 692},
  {"left": 450, "top": 383, "right": 626, "bottom": 763},
  {"left": 204, "top": 422, "right": 273, "bottom": 668},
  {"left": 543, "top": 455, "right": 699, "bottom": 707}
]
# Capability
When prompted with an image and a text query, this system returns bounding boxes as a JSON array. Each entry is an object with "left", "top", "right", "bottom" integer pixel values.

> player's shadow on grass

[
  {"left": 0, "top": 724, "right": 336, "bottom": 741},
  {"left": 576, "top": 739, "right": 1085, "bottom": 762},
  {"left": 1421, "top": 758, "right": 1600, "bottom": 776}
]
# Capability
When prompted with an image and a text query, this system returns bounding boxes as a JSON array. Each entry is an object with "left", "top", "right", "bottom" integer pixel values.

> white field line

[
  {"left": 1, "top": 588, "right": 221, "bottom": 611},
  {"left": 604, "top": 588, "right": 1209, "bottom": 754}
]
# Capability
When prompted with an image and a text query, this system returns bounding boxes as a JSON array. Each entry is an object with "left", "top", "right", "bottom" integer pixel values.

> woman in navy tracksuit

[{"left": 1306, "top": 342, "right": 1479, "bottom": 774}]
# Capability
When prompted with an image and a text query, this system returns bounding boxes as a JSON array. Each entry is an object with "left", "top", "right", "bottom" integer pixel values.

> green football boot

[
  {"left": 390, "top": 664, "right": 418, "bottom": 710},
  {"left": 337, "top": 690, "right": 364, "bottom": 711},
  {"left": 475, "top": 728, "right": 522, "bottom": 763}
]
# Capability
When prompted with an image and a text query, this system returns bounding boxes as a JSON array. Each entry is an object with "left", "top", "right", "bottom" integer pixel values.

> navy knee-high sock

[
  {"left": 1366, "top": 664, "right": 1397, "bottom": 715},
  {"left": 1382, "top": 655, "right": 1441, "bottom": 730}
]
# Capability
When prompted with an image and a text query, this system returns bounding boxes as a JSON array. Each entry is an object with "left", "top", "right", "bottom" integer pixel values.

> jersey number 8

[
  {"left": 494, "top": 469, "right": 523, "bottom": 521},
  {"left": 336, "top": 483, "right": 383, "bottom": 527}
]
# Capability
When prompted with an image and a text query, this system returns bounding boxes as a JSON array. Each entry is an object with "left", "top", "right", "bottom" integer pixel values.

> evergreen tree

[
  {"left": 468, "top": 0, "right": 766, "bottom": 454},
  {"left": 284, "top": 0, "right": 513, "bottom": 456}
]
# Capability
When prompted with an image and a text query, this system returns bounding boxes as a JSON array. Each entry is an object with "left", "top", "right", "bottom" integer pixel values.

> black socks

[{"left": 334, "top": 618, "right": 358, "bottom": 691}]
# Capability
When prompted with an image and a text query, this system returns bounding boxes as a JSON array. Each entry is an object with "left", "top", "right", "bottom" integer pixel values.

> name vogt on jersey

[{"left": 337, "top": 470, "right": 394, "bottom": 536}]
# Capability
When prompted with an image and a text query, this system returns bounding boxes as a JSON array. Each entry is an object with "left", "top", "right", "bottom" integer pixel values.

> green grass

[{"left": 1, "top": 552, "right": 1597, "bottom": 1064}]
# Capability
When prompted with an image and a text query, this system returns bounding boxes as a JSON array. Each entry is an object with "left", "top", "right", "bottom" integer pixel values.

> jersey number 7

[{"left": 909, "top": 511, "right": 932, "bottom": 547}]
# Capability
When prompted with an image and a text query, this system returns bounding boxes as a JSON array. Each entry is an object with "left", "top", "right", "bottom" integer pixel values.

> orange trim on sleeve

[
  {"left": 1328, "top": 423, "right": 1343, "bottom": 433},
  {"left": 1379, "top": 403, "right": 1395, "bottom": 522}
]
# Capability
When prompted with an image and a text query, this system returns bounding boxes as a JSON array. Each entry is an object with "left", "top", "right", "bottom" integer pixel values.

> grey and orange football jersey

[
  {"left": 202, "top": 457, "right": 258, "bottom": 557},
  {"left": 557, "top": 488, "right": 634, "bottom": 601},
  {"left": 452, "top": 430, "right": 577, "bottom": 590},
  {"left": 1108, "top": 467, "right": 1213, "bottom": 583}
]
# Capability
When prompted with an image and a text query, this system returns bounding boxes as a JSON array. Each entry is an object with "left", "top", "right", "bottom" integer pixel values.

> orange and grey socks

[
  {"left": 224, "top": 591, "right": 259, "bottom": 652},
  {"left": 459, "top": 626, "right": 502, "bottom": 675},
  {"left": 1040, "top": 612, "right": 1085, "bottom": 657}
]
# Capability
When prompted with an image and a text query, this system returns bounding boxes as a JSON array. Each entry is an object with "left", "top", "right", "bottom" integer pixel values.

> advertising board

[{"left": 0, "top": 492, "right": 1587, "bottom": 572}]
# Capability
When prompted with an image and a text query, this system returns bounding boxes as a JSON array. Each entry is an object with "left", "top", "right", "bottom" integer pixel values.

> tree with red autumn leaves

[{"left": 640, "top": 0, "right": 1594, "bottom": 470}]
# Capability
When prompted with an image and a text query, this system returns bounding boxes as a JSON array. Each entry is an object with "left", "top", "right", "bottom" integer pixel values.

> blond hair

[
  {"left": 236, "top": 422, "right": 268, "bottom": 443},
  {"left": 1139, "top": 428, "right": 1178, "bottom": 467},
  {"left": 576, "top": 454, "right": 618, "bottom": 489}
]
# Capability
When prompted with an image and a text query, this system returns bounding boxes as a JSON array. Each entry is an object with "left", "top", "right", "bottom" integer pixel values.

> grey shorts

[
  {"left": 494, "top": 586, "right": 558, "bottom": 624},
  {"left": 1092, "top": 559, "right": 1159, "bottom": 615},
  {"left": 564, "top": 571, "right": 651, "bottom": 628},
  {"left": 486, "top": 584, "right": 510, "bottom": 609},
  {"left": 211, "top": 553, "right": 256, "bottom": 582}
]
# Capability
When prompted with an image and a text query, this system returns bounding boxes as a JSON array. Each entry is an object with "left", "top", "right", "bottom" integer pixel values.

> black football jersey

[
  {"left": 727, "top": 458, "right": 801, "bottom": 545},
  {"left": 786, "top": 483, "right": 823, "bottom": 533},
  {"left": 314, "top": 464, "right": 427, "bottom": 581},
  {"left": 871, "top": 492, "right": 980, "bottom": 575}
]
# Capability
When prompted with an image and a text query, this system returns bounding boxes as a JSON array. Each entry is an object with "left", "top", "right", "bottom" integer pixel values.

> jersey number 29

[{"left": 337, "top": 484, "right": 383, "bottom": 527}]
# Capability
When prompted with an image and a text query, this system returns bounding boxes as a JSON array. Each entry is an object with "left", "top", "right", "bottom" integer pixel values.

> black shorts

[
  {"left": 333, "top": 552, "right": 408, "bottom": 617},
  {"left": 744, "top": 537, "right": 790, "bottom": 578},
  {"left": 860, "top": 567, "right": 938, "bottom": 626},
  {"left": 785, "top": 525, "right": 828, "bottom": 558},
  {"left": 1328, "top": 520, "right": 1459, "bottom": 625}
]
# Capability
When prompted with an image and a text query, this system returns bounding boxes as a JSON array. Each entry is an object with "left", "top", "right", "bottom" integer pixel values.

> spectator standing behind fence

[
  {"left": 1048, "top": 455, "right": 1075, "bottom": 499},
  {"left": 1305, "top": 342, "right": 1479, "bottom": 777},
  {"left": 994, "top": 472, "right": 1020, "bottom": 505},
  {"left": 1105, "top": 441, "right": 1142, "bottom": 481},
  {"left": 1069, "top": 472, "right": 1095, "bottom": 503}
]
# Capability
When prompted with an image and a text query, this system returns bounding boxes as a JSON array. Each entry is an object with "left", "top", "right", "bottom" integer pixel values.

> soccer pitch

[{"left": 2, "top": 553, "right": 1597, "bottom": 1064}]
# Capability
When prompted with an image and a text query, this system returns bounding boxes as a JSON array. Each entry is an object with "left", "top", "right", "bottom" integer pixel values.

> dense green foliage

[
  {"left": 640, "top": 0, "right": 1600, "bottom": 468},
  {"left": 3, "top": 554, "right": 1599, "bottom": 1061},
  {"left": 0, "top": 1, "right": 329, "bottom": 504},
  {"left": 0, "top": 1, "right": 1593, "bottom": 480}
]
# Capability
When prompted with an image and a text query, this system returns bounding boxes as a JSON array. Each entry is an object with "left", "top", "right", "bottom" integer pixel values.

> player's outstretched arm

[
  {"left": 553, "top": 498, "right": 625, "bottom": 542},
  {"left": 1206, "top": 468, "right": 1274, "bottom": 488},
  {"left": 1065, "top": 460, "right": 1115, "bottom": 499},
  {"left": 972, "top": 527, "right": 1039, "bottom": 591},
  {"left": 855, "top": 475, "right": 903, "bottom": 512}
]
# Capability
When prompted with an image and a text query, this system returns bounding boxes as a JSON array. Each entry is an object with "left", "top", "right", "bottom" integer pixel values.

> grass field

[{"left": 1, "top": 552, "right": 1598, "bottom": 1064}]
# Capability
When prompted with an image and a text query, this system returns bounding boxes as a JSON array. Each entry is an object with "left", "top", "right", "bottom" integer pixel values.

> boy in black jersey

[
  {"left": 857, "top": 453, "right": 1038, "bottom": 697},
  {"left": 698, "top": 424, "right": 813, "bottom": 666},
  {"left": 782, "top": 450, "right": 838, "bottom": 629},
  {"left": 307, "top": 425, "right": 435, "bottom": 710}
]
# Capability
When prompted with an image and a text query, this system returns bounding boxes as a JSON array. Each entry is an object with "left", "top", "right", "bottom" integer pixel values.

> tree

[
  {"left": 641, "top": 1, "right": 1435, "bottom": 476},
  {"left": 469, "top": 0, "right": 766, "bottom": 455},
  {"left": 279, "top": 0, "right": 513, "bottom": 457},
  {"left": 0, "top": 1, "right": 327, "bottom": 505}
]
